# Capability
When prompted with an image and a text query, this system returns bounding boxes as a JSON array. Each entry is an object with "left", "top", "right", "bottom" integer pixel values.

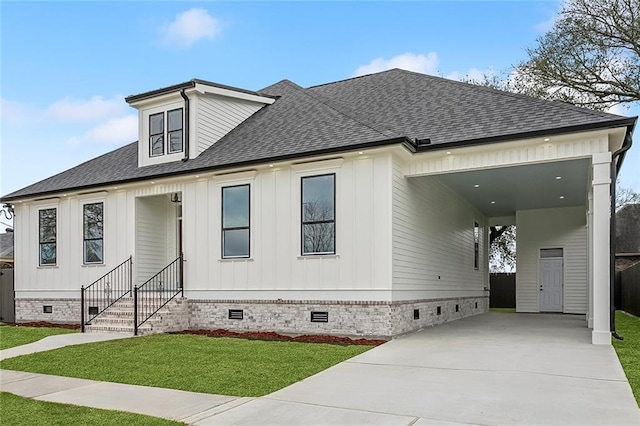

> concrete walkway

[{"left": 1, "top": 313, "right": 639, "bottom": 425}]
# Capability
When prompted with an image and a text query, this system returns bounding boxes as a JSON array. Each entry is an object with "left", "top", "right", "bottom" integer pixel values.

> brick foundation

[{"left": 14, "top": 296, "right": 488, "bottom": 337}]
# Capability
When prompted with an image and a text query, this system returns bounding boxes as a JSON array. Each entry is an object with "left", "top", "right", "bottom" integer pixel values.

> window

[
  {"left": 149, "top": 108, "right": 183, "bottom": 157},
  {"left": 83, "top": 202, "right": 104, "bottom": 264},
  {"left": 301, "top": 174, "right": 335, "bottom": 255},
  {"left": 39, "top": 208, "right": 56, "bottom": 265},
  {"left": 222, "top": 184, "right": 250, "bottom": 258},
  {"left": 473, "top": 221, "right": 480, "bottom": 270}
]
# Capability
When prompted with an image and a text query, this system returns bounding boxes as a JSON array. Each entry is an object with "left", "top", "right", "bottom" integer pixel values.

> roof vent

[{"left": 414, "top": 138, "right": 431, "bottom": 146}]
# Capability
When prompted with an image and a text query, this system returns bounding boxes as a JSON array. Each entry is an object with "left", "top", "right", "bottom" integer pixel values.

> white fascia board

[
  {"left": 194, "top": 83, "right": 275, "bottom": 105},
  {"left": 127, "top": 92, "right": 184, "bottom": 109}
]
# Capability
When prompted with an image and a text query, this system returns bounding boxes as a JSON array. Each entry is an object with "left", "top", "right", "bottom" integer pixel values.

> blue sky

[{"left": 2, "top": 1, "right": 639, "bottom": 206}]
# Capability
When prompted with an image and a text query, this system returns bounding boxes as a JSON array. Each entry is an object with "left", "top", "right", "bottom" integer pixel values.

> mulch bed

[
  {"left": 2, "top": 321, "right": 80, "bottom": 330},
  {"left": 179, "top": 329, "right": 388, "bottom": 346}
]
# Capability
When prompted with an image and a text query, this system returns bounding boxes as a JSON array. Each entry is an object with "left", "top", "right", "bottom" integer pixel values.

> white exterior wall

[
  {"left": 13, "top": 153, "right": 394, "bottom": 302},
  {"left": 516, "top": 206, "right": 588, "bottom": 314},
  {"left": 182, "top": 154, "right": 393, "bottom": 300},
  {"left": 14, "top": 191, "right": 129, "bottom": 299},
  {"left": 392, "top": 157, "right": 489, "bottom": 301},
  {"left": 194, "top": 94, "right": 264, "bottom": 156}
]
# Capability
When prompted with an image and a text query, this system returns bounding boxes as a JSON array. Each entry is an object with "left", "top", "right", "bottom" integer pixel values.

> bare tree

[
  {"left": 302, "top": 199, "right": 335, "bottom": 254},
  {"left": 517, "top": 0, "right": 640, "bottom": 110}
]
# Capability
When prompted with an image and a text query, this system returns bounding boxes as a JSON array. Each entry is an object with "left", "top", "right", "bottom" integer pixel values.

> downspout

[
  {"left": 180, "top": 89, "right": 190, "bottom": 162},
  {"left": 609, "top": 130, "right": 633, "bottom": 341}
]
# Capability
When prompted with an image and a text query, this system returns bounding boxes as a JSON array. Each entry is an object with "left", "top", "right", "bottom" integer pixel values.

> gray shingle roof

[{"left": 3, "top": 69, "right": 636, "bottom": 201}]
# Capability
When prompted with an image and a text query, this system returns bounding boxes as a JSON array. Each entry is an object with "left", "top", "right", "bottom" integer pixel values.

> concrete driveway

[{"left": 204, "top": 313, "right": 639, "bottom": 425}]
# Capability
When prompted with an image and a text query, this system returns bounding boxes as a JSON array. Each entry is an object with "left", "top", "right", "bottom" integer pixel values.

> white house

[{"left": 2, "top": 69, "right": 635, "bottom": 344}]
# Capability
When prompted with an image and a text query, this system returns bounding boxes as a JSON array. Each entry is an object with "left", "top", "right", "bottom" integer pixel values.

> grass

[
  {"left": 0, "top": 334, "right": 373, "bottom": 397},
  {"left": 613, "top": 311, "right": 640, "bottom": 406},
  {"left": 0, "top": 392, "right": 183, "bottom": 426},
  {"left": 0, "top": 324, "right": 77, "bottom": 350},
  {"left": 489, "top": 308, "right": 516, "bottom": 313}
]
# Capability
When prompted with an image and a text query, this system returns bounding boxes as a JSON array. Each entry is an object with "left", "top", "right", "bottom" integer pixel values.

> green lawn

[
  {"left": 0, "top": 325, "right": 77, "bottom": 350},
  {"left": 0, "top": 392, "right": 183, "bottom": 426},
  {"left": 613, "top": 311, "right": 640, "bottom": 406},
  {"left": 0, "top": 334, "right": 373, "bottom": 397}
]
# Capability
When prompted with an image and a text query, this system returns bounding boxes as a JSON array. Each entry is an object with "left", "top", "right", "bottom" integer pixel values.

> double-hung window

[
  {"left": 222, "top": 184, "right": 250, "bottom": 258},
  {"left": 149, "top": 108, "right": 183, "bottom": 157},
  {"left": 39, "top": 208, "right": 57, "bottom": 265},
  {"left": 83, "top": 202, "right": 104, "bottom": 264},
  {"left": 301, "top": 174, "right": 335, "bottom": 255}
]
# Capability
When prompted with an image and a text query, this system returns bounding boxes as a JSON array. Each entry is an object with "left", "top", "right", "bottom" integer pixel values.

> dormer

[{"left": 125, "top": 79, "right": 275, "bottom": 167}]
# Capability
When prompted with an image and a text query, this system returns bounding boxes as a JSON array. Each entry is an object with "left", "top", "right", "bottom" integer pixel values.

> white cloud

[
  {"left": 446, "top": 67, "right": 495, "bottom": 83},
  {"left": 352, "top": 52, "right": 439, "bottom": 77},
  {"left": 163, "top": 8, "right": 220, "bottom": 48},
  {"left": 65, "top": 114, "right": 138, "bottom": 147},
  {"left": 47, "top": 95, "right": 128, "bottom": 122}
]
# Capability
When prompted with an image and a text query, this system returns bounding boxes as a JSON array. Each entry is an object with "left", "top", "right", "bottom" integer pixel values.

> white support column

[
  {"left": 591, "top": 153, "right": 612, "bottom": 345},
  {"left": 587, "top": 191, "right": 594, "bottom": 329}
]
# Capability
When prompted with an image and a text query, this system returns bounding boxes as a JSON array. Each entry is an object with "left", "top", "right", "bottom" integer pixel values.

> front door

[{"left": 539, "top": 258, "right": 563, "bottom": 312}]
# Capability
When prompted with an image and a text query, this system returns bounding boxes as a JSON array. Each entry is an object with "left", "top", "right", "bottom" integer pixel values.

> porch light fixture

[{"left": 171, "top": 193, "right": 182, "bottom": 203}]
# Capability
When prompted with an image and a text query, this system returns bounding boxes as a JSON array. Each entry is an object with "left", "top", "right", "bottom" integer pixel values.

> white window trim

[
  {"left": 213, "top": 172, "right": 256, "bottom": 261},
  {"left": 294, "top": 162, "right": 341, "bottom": 258},
  {"left": 34, "top": 200, "right": 59, "bottom": 267},
  {"left": 80, "top": 195, "right": 106, "bottom": 266}
]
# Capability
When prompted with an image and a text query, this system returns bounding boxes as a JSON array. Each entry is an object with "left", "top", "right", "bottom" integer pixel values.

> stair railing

[
  {"left": 81, "top": 256, "right": 133, "bottom": 332},
  {"left": 134, "top": 254, "right": 184, "bottom": 335}
]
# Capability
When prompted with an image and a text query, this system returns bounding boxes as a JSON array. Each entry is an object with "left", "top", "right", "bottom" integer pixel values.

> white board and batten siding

[
  {"left": 13, "top": 191, "right": 132, "bottom": 298},
  {"left": 516, "top": 206, "right": 587, "bottom": 314},
  {"left": 193, "top": 94, "right": 265, "bottom": 157},
  {"left": 135, "top": 195, "right": 177, "bottom": 284},
  {"left": 392, "top": 157, "right": 488, "bottom": 301},
  {"left": 182, "top": 154, "right": 394, "bottom": 301}
]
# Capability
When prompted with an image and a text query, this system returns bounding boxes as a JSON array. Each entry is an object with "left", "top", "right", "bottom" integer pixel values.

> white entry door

[{"left": 539, "top": 258, "right": 563, "bottom": 312}]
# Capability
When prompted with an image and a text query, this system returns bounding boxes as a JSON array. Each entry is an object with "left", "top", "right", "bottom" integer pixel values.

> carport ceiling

[{"left": 436, "top": 158, "right": 590, "bottom": 217}]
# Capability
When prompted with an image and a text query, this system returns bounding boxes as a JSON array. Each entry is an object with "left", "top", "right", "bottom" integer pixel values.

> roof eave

[
  {"left": 1, "top": 137, "right": 412, "bottom": 203},
  {"left": 413, "top": 117, "right": 638, "bottom": 153}
]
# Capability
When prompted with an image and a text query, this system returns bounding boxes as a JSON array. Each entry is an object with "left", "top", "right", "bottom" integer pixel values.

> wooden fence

[
  {"left": 0, "top": 268, "right": 15, "bottom": 323},
  {"left": 490, "top": 273, "right": 516, "bottom": 309},
  {"left": 618, "top": 262, "right": 640, "bottom": 317}
]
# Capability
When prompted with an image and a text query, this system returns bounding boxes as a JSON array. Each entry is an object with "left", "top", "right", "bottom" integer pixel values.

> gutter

[
  {"left": 609, "top": 125, "right": 635, "bottom": 341},
  {"left": 180, "top": 89, "right": 190, "bottom": 162}
]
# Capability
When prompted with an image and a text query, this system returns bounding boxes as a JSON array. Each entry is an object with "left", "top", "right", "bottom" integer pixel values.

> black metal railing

[
  {"left": 81, "top": 256, "right": 132, "bottom": 332},
  {"left": 134, "top": 254, "right": 183, "bottom": 335}
]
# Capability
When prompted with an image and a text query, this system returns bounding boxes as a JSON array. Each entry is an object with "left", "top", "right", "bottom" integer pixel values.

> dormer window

[{"left": 149, "top": 108, "right": 183, "bottom": 157}]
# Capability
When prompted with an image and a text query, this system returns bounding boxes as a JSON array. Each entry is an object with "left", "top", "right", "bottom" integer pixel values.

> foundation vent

[
  {"left": 311, "top": 311, "right": 328, "bottom": 323},
  {"left": 413, "top": 309, "right": 420, "bottom": 320},
  {"left": 88, "top": 306, "right": 98, "bottom": 316},
  {"left": 228, "top": 309, "right": 244, "bottom": 320},
  {"left": 43, "top": 305, "right": 52, "bottom": 314},
  {"left": 437, "top": 306, "right": 442, "bottom": 315}
]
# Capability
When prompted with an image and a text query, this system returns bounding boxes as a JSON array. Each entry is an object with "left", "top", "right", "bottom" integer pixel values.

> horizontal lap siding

[
  {"left": 516, "top": 206, "right": 587, "bottom": 313},
  {"left": 196, "top": 95, "right": 264, "bottom": 155},
  {"left": 392, "top": 158, "right": 488, "bottom": 300}
]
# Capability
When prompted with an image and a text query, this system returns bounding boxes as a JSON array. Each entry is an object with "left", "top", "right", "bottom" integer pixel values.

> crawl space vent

[
  {"left": 413, "top": 309, "right": 420, "bottom": 320},
  {"left": 43, "top": 305, "right": 52, "bottom": 314},
  {"left": 88, "top": 306, "right": 99, "bottom": 316},
  {"left": 311, "top": 311, "right": 329, "bottom": 323},
  {"left": 228, "top": 309, "right": 244, "bottom": 320}
]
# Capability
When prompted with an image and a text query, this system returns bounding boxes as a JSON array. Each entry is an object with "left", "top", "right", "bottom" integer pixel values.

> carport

[{"left": 402, "top": 128, "right": 626, "bottom": 345}]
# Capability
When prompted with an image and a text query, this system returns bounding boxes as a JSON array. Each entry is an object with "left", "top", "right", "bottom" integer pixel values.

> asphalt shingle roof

[{"left": 3, "top": 69, "right": 635, "bottom": 201}]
